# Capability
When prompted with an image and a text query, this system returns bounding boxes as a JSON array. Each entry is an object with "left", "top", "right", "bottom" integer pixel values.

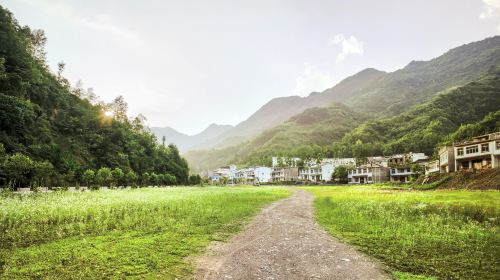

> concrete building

[
  {"left": 254, "top": 166, "right": 272, "bottom": 184},
  {"left": 272, "top": 167, "right": 299, "bottom": 182},
  {"left": 424, "top": 160, "right": 440, "bottom": 175},
  {"left": 389, "top": 166, "right": 413, "bottom": 183},
  {"left": 348, "top": 163, "right": 390, "bottom": 184},
  {"left": 235, "top": 168, "right": 254, "bottom": 184},
  {"left": 454, "top": 132, "right": 500, "bottom": 171},
  {"left": 438, "top": 146, "right": 455, "bottom": 173},
  {"left": 210, "top": 165, "right": 237, "bottom": 184},
  {"left": 321, "top": 163, "right": 335, "bottom": 182},
  {"left": 299, "top": 164, "right": 322, "bottom": 182}
]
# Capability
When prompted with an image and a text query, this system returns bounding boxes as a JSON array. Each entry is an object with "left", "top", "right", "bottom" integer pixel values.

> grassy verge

[
  {"left": 0, "top": 186, "right": 289, "bottom": 279},
  {"left": 303, "top": 185, "right": 499, "bottom": 280}
]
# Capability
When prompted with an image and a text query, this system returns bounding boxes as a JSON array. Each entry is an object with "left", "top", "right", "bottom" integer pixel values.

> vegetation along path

[{"left": 195, "top": 189, "right": 389, "bottom": 279}]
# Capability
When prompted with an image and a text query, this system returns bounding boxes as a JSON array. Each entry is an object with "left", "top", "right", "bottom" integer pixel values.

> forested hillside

[
  {"left": 189, "top": 36, "right": 500, "bottom": 152},
  {"left": 332, "top": 68, "right": 500, "bottom": 158},
  {"left": 0, "top": 6, "right": 189, "bottom": 187}
]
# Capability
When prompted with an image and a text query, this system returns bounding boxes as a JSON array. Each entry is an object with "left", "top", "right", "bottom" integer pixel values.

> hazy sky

[{"left": 3, "top": 0, "right": 499, "bottom": 134}]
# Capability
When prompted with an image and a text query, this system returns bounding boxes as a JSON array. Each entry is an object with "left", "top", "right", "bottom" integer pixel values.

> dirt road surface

[{"left": 194, "top": 189, "right": 389, "bottom": 280}]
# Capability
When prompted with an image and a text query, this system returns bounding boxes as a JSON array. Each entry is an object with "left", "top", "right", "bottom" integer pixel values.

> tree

[
  {"left": 3, "top": 153, "right": 33, "bottom": 189},
  {"left": 82, "top": 169, "right": 95, "bottom": 187},
  {"left": 188, "top": 174, "right": 201, "bottom": 185},
  {"left": 165, "top": 174, "right": 176, "bottom": 185},
  {"left": 125, "top": 170, "right": 138, "bottom": 186},
  {"left": 112, "top": 167, "right": 124, "bottom": 187},
  {"left": 141, "top": 172, "right": 151, "bottom": 186},
  {"left": 150, "top": 173, "right": 159, "bottom": 185},
  {"left": 111, "top": 95, "right": 128, "bottom": 122},
  {"left": 96, "top": 167, "right": 113, "bottom": 187},
  {"left": 333, "top": 165, "right": 348, "bottom": 184},
  {"left": 33, "top": 161, "right": 54, "bottom": 188}
]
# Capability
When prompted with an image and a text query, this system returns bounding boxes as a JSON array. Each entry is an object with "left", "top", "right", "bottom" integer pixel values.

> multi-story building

[
  {"left": 389, "top": 166, "right": 413, "bottom": 183},
  {"left": 454, "top": 132, "right": 500, "bottom": 171},
  {"left": 424, "top": 160, "right": 440, "bottom": 175},
  {"left": 210, "top": 165, "right": 237, "bottom": 184},
  {"left": 348, "top": 163, "right": 390, "bottom": 184},
  {"left": 438, "top": 146, "right": 455, "bottom": 173},
  {"left": 235, "top": 168, "right": 254, "bottom": 184},
  {"left": 272, "top": 167, "right": 299, "bottom": 182},
  {"left": 300, "top": 158, "right": 356, "bottom": 182},
  {"left": 387, "top": 153, "right": 427, "bottom": 182},
  {"left": 254, "top": 166, "right": 272, "bottom": 184},
  {"left": 299, "top": 164, "right": 322, "bottom": 182}
]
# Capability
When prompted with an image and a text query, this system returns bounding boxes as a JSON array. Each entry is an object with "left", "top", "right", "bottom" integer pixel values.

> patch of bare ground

[{"left": 194, "top": 189, "right": 389, "bottom": 280}]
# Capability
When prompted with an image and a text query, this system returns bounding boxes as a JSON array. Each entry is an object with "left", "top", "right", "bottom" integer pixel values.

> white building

[
  {"left": 424, "top": 160, "right": 440, "bottom": 175},
  {"left": 210, "top": 165, "right": 237, "bottom": 184},
  {"left": 299, "top": 164, "right": 322, "bottom": 182},
  {"left": 454, "top": 132, "right": 500, "bottom": 171},
  {"left": 254, "top": 167, "right": 272, "bottom": 184}
]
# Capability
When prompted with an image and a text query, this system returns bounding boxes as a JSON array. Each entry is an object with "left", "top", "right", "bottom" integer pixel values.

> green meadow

[
  {"left": 0, "top": 187, "right": 290, "bottom": 279},
  {"left": 304, "top": 185, "right": 500, "bottom": 280}
]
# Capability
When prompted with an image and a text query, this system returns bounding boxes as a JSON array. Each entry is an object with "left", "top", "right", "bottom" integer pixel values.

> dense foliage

[
  {"left": 0, "top": 6, "right": 189, "bottom": 188},
  {"left": 331, "top": 69, "right": 500, "bottom": 158}
]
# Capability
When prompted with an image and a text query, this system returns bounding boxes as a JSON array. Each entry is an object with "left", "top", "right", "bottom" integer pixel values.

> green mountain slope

[
  {"left": 344, "top": 36, "right": 500, "bottom": 116},
  {"left": 196, "top": 36, "right": 500, "bottom": 152},
  {"left": 187, "top": 68, "right": 500, "bottom": 172},
  {"left": 0, "top": 6, "right": 189, "bottom": 185},
  {"left": 333, "top": 68, "right": 500, "bottom": 157},
  {"left": 186, "top": 103, "right": 363, "bottom": 170}
]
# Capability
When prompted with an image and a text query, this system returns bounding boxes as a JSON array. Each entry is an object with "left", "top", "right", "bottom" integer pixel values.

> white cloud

[
  {"left": 479, "top": 0, "right": 500, "bottom": 31},
  {"left": 21, "top": 0, "right": 140, "bottom": 42},
  {"left": 329, "top": 34, "right": 364, "bottom": 63},
  {"left": 293, "top": 63, "right": 334, "bottom": 96}
]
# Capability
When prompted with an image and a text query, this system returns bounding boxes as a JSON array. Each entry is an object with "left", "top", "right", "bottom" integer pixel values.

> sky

[{"left": 2, "top": 0, "right": 499, "bottom": 135}]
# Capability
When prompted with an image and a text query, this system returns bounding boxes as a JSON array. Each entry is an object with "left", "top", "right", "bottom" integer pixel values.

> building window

[
  {"left": 466, "top": 145, "right": 478, "bottom": 154},
  {"left": 457, "top": 148, "right": 464, "bottom": 156},
  {"left": 481, "top": 143, "right": 489, "bottom": 153},
  {"left": 367, "top": 177, "right": 372, "bottom": 181},
  {"left": 391, "top": 168, "right": 395, "bottom": 174},
  {"left": 496, "top": 141, "right": 500, "bottom": 149},
  {"left": 407, "top": 168, "right": 411, "bottom": 172}
]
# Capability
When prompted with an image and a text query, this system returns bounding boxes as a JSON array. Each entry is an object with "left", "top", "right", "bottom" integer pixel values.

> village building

[
  {"left": 348, "top": 163, "right": 390, "bottom": 184},
  {"left": 387, "top": 153, "right": 427, "bottom": 182},
  {"left": 438, "top": 146, "right": 455, "bottom": 173},
  {"left": 299, "top": 164, "right": 322, "bottom": 182},
  {"left": 454, "top": 132, "right": 500, "bottom": 171},
  {"left": 210, "top": 165, "right": 237, "bottom": 184},
  {"left": 272, "top": 167, "right": 299, "bottom": 182},
  {"left": 389, "top": 166, "right": 413, "bottom": 183},
  {"left": 254, "top": 166, "right": 272, "bottom": 184},
  {"left": 424, "top": 160, "right": 440, "bottom": 175}
]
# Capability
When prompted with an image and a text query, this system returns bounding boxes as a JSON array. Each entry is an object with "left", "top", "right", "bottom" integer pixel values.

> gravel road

[{"left": 194, "top": 189, "right": 389, "bottom": 280}]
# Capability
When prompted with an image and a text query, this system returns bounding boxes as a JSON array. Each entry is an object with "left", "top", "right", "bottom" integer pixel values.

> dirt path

[{"left": 194, "top": 189, "right": 389, "bottom": 280}]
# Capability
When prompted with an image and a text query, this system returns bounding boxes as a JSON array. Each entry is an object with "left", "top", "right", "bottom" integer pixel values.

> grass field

[
  {"left": 304, "top": 185, "right": 500, "bottom": 280},
  {"left": 0, "top": 186, "right": 289, "bottom": 279}
]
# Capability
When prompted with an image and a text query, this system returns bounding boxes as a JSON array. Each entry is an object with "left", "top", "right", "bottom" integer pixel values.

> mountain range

[
  {"left": 154, "top": 36, "right": 500, "bottom": 157},
  {"left": 180, "top": 36, "right": 500, "bottom": 172},
  {"left": 150, "top": 124, "right": 233, "bottom": 152}
]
